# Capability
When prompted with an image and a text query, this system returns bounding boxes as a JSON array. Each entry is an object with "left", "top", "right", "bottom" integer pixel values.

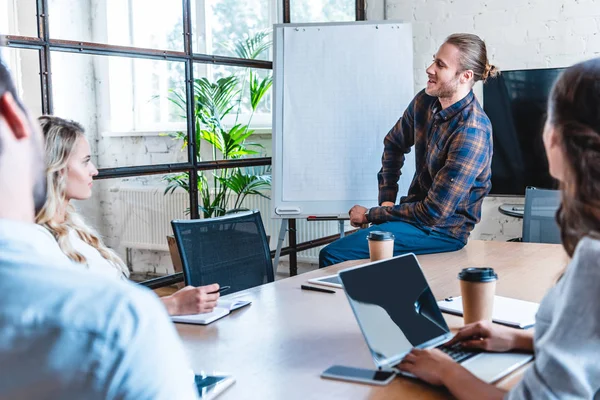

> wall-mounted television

[{"left": 483, "top": 68, "right": 564, "bottom": 196}]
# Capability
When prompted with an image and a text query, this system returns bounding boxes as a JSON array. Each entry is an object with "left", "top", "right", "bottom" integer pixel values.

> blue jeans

[{"left": 319, "top": 221, "right": 465, "bottom": 268}]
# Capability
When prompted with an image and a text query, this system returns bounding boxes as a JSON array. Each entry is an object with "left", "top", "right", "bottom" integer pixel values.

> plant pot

[{"left": 167, "top": 235, "right": 185, "bottom": 289}]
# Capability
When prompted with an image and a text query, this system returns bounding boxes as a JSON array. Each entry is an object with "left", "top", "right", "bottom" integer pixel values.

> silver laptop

[{"left": 338, "top": 253, "right": 532, "bottom": 383}]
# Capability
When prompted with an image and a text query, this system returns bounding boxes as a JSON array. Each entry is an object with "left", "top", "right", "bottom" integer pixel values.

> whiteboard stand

[
  {"left": 273, "top": 217, "right": 351, "bottom": 276},
  {"left": 273, "top": 219, "right": 289, "bottom": 276},
  {"left": 272, "top": 21, "right": 415, "bottom": 218}
]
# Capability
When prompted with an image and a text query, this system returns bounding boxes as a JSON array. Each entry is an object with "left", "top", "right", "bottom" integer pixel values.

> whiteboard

[{"left": 272, "top": 21, "right": 415, "bottom": 218}]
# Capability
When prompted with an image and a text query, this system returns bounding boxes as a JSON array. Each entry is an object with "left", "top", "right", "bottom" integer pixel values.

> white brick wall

[
  {"left": 386, "top": 0, "right": 600, "bottom": 90},
  {"left": 384, "top": 0, "right": 600, "bottom": 242}
]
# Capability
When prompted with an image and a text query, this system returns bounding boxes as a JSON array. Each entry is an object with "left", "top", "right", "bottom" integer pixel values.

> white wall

[{"left": 384, "top": 0, "right": 600, "bottom": 242}]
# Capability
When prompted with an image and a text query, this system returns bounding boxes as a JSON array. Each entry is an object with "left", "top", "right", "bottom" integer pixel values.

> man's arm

[
  {"left": 377, "top": 99, "right": 416, "bottom": 205},
  {"left": 369, "top": 126, "right": 490, "bottom": 226},
  {"left": 105, "top": 288, "right": 199, "bottom": 400}
]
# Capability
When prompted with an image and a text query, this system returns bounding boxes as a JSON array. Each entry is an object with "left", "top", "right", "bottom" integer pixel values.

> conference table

[{"left": 177, "top": 240, "right": 569, "bottom": 400}]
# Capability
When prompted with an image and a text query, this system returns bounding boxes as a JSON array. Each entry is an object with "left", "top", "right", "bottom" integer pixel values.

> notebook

[
  {"left": 437, "top": 295, "right": 539, "bottom": 329},
  {"left": 172, "top": 298, "right": 252, "bottom": 325}
]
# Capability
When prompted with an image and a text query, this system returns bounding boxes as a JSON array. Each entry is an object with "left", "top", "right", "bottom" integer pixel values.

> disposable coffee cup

[
  {"left": 458, "top": 267, "right": 498, "bottom": 325},
  {"left": 367, "top": 231, "right": 395, "bottom": 262}
]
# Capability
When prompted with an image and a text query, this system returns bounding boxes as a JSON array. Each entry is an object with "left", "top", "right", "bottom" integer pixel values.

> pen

[
  {"left": 209, "top": 285, "right": 231, "bottom": 294},
  {"left": 218, "top": 285, "right": 231, "bottom": 293},
  {"left": 301, "top": 284, "right": 336, "bottom": 294}
]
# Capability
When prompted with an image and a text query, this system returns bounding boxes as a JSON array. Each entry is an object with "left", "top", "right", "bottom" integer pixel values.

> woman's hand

[
  {"left": 397, "top": 348, "right": 458, "bottom": 386},
  {"left": 162, "top": 284, "right": 220, "bottom": 316},
  {"left": 399, "top": 347, "right": 507, "bottom": 400},
  {"left": 447, "top": 320, "right": 531, "bottom": 352}
]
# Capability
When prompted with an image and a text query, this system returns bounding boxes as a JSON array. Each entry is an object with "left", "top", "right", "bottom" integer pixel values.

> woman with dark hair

[{"left": 397, "top": 58, "right": 600, "bottom": 399}]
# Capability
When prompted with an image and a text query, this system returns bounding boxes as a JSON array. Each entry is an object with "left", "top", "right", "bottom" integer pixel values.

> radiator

[{"left": 116, "top": 187, "right": 342, "bottom": 263}]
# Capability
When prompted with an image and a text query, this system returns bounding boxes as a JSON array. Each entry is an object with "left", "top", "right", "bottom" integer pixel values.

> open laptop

[{"left": 338, "top": 253, "right": 533, "bottom": 383}]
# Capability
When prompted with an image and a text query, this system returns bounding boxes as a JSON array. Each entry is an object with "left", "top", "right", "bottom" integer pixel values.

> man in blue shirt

[{"left": 0, "top": 56, "right": 198, "bottom": 398}]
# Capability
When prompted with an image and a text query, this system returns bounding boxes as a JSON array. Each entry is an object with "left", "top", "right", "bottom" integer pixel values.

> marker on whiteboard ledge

[{"left": 307, "top": 215, "right": 340, "bottom": 221}]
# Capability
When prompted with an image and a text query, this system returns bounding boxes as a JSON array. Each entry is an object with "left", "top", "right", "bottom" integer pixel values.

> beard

[{"left": 425, "top": 75, "right": 460, "bottom": 99}]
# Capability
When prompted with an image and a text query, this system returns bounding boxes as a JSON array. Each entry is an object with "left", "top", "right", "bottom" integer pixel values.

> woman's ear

[{"left": 543, "top": 125, "right": 566, "bottom": 182}]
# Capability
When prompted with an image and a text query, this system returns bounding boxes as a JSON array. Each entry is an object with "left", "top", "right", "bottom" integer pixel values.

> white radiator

[
  {"left": 116, "top": 187, "right": 342, "bottom": 263},
  {"left": 117, "top": 186, "right": 189, "bottom": 251}
]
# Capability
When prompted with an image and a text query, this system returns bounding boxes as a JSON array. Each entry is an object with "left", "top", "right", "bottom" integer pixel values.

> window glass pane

[
  {"left": 50, "top": 51, "right": 188, "bottom": 168},
  {"left": 191, "top": 62, "right": 272, "bottom": 162},
  {"left": 72, "top": 176, "right": 190, "bottom": 278},
  {"left": 0, "top": 0, "right": 38, "bottom": 37},
  {"left": 0, "top": 47, "right": 42, "bottom": 117},
  {"left": 48, "top": 0, "right": 184, "bottom": 51},
  {"left": 291, "top": 0, "right": 355, "bottom": 23},
  {"left": 192, "top": 0, "right": 275, "bottom": 60}
]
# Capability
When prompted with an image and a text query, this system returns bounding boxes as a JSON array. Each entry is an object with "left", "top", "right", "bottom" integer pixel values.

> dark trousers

[{"left": 318, "top": 221, "right": 465, "bottom": 268}]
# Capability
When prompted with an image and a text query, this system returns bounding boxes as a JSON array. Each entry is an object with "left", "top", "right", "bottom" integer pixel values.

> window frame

[{"left": 1, "top": 0, "right": 365, "bottom": 221}]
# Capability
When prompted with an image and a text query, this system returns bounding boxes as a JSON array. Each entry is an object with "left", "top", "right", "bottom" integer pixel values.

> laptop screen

[{"left": 339, "top": 254, "right": 450, "bottom": 368}]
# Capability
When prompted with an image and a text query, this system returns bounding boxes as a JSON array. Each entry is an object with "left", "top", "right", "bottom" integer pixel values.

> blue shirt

[
  {"left": 369, "top": 90, "right": 493, "bottom": 243},
  {"left": 0, "top": 219, "right": 198, "bottom": 399}
]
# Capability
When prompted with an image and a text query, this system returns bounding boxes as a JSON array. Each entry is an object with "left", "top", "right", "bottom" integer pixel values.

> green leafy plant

[{"left": 163, "top": 30, "right": 273, "bottom": 218}]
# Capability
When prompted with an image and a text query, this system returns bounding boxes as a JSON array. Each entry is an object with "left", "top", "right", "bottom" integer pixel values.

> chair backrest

[
  {"left": 522, "top": 187, "right": 561, "bottom": 244},
  {"left": 171, "top": 210, "right": 274, "bottom": 294}
]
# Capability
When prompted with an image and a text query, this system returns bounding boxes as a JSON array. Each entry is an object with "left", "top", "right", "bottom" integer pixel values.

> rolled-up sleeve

[{"left": 506, "top": 238, "right": 600, "bottom": 400}]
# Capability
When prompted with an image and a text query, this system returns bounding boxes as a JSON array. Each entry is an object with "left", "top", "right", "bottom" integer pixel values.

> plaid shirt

[{"left": 367, "top": 89, "right": 493, "bottom": 244}]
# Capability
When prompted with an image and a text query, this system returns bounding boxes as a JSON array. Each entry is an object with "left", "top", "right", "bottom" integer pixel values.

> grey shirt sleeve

[{"left": 506, "top": 237, "right": 600, "bottom": 400}]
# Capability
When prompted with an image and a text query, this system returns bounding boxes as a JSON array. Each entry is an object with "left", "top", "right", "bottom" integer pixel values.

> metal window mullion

[
  {"left": 356, "top": 0, "right": 366, "bottom": 21},
  {"left": 36, "top": 0, "right": 52, "bottom": 114},
  {"left": 2, "top": 37, "right": 273, "bottom": 69},
  {"left": 183, "top": 0, "right": 200, "bottom": 220},
  {"left": 282, "top": 0, "right": 291, "bottom": 23}
]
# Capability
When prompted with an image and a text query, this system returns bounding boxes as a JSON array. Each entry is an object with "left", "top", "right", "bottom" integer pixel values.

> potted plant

[{"left": 163, "top": 31, "right": 273, "bottom": 270}]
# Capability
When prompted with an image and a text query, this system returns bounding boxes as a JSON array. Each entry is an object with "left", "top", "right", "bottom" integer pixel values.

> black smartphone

[{"left": 321, "top": 365, "right": 395, "bottom": 385}]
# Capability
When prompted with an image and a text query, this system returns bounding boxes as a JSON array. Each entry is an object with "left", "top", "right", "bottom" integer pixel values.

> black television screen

[{"left": 483, "top": 68, "right": 563, "bottom": 195}]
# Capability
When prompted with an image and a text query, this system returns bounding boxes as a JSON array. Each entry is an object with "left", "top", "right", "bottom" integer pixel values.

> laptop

[{"left": 338, "top": 253, "right": 533, "bottom": 383}]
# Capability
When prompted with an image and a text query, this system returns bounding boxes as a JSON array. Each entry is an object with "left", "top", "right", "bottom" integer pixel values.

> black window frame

[{"left": 1, "top": 0, "right": 366, "bottom": 277}]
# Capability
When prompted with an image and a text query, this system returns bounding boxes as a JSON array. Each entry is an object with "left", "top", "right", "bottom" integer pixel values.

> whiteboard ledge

[{"left": 275, "top": 206, "right": 302, "bottom": 215}]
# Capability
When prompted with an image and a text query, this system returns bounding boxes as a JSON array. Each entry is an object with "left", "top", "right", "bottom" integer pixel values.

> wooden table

[{"left": 177, "top": 240, "right": 568, "bottom": 400}]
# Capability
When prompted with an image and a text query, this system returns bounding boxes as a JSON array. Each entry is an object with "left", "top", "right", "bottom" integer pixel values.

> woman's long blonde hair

[{"left": 35, "top": 115, "right": 129, "bottom": 278}]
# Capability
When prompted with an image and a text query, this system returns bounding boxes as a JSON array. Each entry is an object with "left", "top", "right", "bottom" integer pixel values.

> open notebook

[
  {"left": 172, "top": 298, "right": 252, "bottom": 325},
  {"left": 437, "top": 295, "right": 539, "bottom": 329}
]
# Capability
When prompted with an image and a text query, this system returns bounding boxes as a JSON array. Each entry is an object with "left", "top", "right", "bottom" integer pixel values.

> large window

[{"left": 1, "top": 0, "right": 364, "bottom": 277}]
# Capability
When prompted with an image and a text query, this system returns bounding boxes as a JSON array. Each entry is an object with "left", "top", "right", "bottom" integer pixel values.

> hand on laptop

[
  {"left": 447, "top": 320, "right": 530, "bottom": 353},
  {"left": 397, "top": 348, "right": 456, "bottom": 386}
]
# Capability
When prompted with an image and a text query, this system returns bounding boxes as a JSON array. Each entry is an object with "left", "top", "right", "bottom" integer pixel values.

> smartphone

[
  {"left": 194, "top": 373, "right": 235, "bottom": 399},
  {"left": 321, "top": 365, "right": 395, "bottom": 386}
]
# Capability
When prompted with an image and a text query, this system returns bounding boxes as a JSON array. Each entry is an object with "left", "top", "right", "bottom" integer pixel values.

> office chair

[
  {"left": 522, "top": 187, "right": 561, "bottom": 244},
  {"left": 171, "top": 210, "right": 274, "bottom": 295}
]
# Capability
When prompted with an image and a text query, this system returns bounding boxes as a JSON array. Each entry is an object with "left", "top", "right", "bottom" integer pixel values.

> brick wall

[{"left": 386, "top": 0, "right": 600, "bottom": 90}]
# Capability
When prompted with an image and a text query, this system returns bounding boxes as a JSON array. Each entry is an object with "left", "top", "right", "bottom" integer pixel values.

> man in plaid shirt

[{"left": 320, "top": 33, "right": 498, "bottom": 268}]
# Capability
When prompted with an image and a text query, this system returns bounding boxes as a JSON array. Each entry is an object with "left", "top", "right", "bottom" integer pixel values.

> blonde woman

[{"left": 35, "top": 115, "right": 220, "bottom": 316}]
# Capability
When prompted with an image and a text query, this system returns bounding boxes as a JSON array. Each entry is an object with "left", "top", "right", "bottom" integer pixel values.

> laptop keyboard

[{"left": 437, "top": 343, "right": 480, "bottom": 363}]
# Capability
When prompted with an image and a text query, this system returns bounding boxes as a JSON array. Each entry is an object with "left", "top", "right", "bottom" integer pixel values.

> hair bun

[{"left": 483, "top": 64, "right": 500, "bottom": 81}]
